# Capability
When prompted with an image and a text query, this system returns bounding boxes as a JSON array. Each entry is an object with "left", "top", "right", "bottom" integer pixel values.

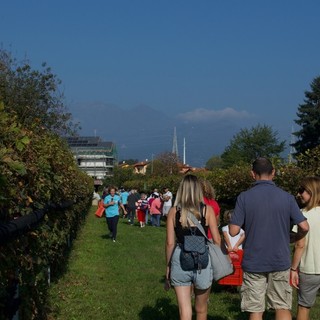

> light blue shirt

[
  {"left": 104, "top": 194, "right": 121, "bottom": 217},
  {"left": 120, "top": 191, "right": 129, "bottom": 205}
]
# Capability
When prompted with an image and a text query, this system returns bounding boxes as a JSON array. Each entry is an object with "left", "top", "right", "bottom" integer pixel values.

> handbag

[
  {"left": 95, "top": 201, "right": 105, "bottom": 218},
  {"left": 180, "top": 231, "right": 209, "bottom": 272},
  {"left": 187, "top": 213, "right": 233, "bottom": 281}
]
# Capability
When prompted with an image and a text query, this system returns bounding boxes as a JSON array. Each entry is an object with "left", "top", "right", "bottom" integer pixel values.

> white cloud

[{"left": 177, "top": 107, "right": 254, "bottom": 123}]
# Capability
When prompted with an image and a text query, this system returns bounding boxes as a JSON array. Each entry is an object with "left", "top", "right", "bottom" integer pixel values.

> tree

[
  {"left": 104, "top": 165, "right": 136, "bottom": 188},
  {"left": 0, "top": 49, "right": 78, "bottom": 135},
  {"left": 221, "top": 124, "right": 286, "bottom": 167},
  {"left": 147, "top": 151, "right": 179, "bottom": 176},
  {"left": 292, "top": 76, "right": 320, "bottom": 155},
  {"left": 119, "top": 159, "right": 138, "bottom": 165},
  {"left": 296, "top": 145, "right": 320, "bottom": 176},
  {"left": 205, "top": 155, "right": 224, "bottom": 170}
]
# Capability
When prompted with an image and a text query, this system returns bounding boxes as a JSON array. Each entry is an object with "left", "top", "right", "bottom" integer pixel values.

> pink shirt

[{"left": 150, "top": 198, "right": 162, "bottom": 214}]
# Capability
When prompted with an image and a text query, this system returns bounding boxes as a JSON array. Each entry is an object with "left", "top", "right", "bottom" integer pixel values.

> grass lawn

[{"left": 47, "top": 207, "right": 320, "bottom": 320}]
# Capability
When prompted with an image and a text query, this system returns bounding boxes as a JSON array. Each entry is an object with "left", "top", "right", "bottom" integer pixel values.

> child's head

[{"left": 223, "top": 209, "right": 234, "bottom": 224}]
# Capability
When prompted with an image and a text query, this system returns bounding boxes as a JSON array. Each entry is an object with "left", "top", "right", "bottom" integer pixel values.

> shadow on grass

[
  {"left": 138, "top": 295, "right": 247, "bottom": 320},
  {"left": 139, "top": 297, "right": 179, "bottom": 320},
  {"left": 49, "top": 243, "right": 73, "bottom": 284},
  {"left": 209, "top": 283, "right": 278, "bottom": 320},
  {"left": 139, "top": 280, "right": 278, "bottom": 320},
  {"left": 100, "top": 233, "right": 111, "bottom": 240}
]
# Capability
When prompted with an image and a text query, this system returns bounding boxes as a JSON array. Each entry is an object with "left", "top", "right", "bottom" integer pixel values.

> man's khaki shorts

[{"left": 240, "top": 270, "right": 292, "bottom": 313}]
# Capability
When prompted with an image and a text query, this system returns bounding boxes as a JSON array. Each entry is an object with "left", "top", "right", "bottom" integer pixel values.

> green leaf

[
  {"left": 7, "top": 160, "right": 27, "bottom": 175},
  {"left": 21, "top": 136, "right": 30, "bottom": 145},
  {"left": 16, "top": 141, "right": 24, "bottom": 151}
]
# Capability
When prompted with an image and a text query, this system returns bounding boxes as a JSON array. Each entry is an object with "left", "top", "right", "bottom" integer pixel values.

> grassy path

[{"left": 47, "top": 207, "right": 320, "bottom": 320}]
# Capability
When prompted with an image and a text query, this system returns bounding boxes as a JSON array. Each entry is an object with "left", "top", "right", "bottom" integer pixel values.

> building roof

[
  {"left": 134, "top": 161, "right": 149, "bottom": 167},
  {"left": 65, "top": 136, "right": 113, "bottom": 149},
  {"left": 65, "top": 136, "right": 117, "bottom": 157}
]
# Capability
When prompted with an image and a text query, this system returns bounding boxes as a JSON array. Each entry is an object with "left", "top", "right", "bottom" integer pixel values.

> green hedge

[
  {"left": 0, "top": 104, "right": 93, "bottom": 319},
  {"left": 115, "top": 158, "right": 316, "bottom": 227}
]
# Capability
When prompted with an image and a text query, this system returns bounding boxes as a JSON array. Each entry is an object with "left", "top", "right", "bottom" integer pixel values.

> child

[
  {"left": 222, "top": 210, "right": 245, "bottom": 252},
  {"left": 136, "top": 193, "right": 149, "bottom": 228}
]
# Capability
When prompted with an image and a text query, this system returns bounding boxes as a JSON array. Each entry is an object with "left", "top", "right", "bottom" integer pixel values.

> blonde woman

[
  {"left": 291, "top": 176, "right": 320, "bottom": 320},
  {"left": 166, "top": 175, "right": 220, "bottom": 320}
]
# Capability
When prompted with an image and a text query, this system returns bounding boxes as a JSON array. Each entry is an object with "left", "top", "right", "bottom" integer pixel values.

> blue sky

[{"left": 1, "top": 1, "right": 320, "bottom": 166}]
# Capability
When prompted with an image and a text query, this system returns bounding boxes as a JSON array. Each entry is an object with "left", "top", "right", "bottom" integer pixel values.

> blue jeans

[{"left": 152, "top": 214, "right": 161, "bottom": 227}]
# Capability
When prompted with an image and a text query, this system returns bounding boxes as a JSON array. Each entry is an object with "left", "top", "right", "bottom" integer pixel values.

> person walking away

[
  {"left": 148, "top": 191, "right": 155, "bottom": 210},
  {"left": 101, "top": 187, "right": 108, "bottom": 200},
  {"left": 136, "top": 193, "right": 149, "bottom": 227},
  {"left": 103, "top": 186, "right": 127, "bottom": 242},
  {"left": 291, "top": 177, "right": 320, "bottom": 320},
  {"left": 147, "top": 189, "right": 159, "bottom": 224},
  {"left": 120, "top": 188, "right": 129, "bottom": 218},
  {"left": 162, "top": 187, "right": 173, "bottom": 219},
  {"left": 166, "top": 175, "right": 221, "bottom": 320},
  {"left": 144, "top": 192, "right": 151, "bottom": 225},
  {"left": 127, "top": 189, "right": 139, "bottom": 225},
  {"left": 150, "top": 192, "right": 162, "bottom": 227},
  {"left": 229, "top": 157, "right": 309, "bottom": 320},
  {"left": 200, "top": 179, "right": 220, "bottom": 240}
]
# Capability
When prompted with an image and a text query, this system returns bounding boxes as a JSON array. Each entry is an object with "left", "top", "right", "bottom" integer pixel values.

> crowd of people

[
  {"left": 95, "top": 186, "right": 175, "bottom": 242},
  {"left": 95, "top": 157, "right": 320, "bottom": 320}
]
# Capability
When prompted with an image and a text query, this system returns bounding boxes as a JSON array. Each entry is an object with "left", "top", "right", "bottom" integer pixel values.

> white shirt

[
  {"left": 299, "top": 207, "right": 320, "bottom": 274},
  {"left": 222, "top": 225, "right": 244, "bottom": 249},
  {"left": 163, "top": 191, "right": 172, "bottom": 207}
]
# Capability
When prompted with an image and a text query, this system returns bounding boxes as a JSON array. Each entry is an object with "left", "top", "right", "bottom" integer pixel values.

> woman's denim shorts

[{"left": 170, "top": 245, "right": 213, "bottom": 290}]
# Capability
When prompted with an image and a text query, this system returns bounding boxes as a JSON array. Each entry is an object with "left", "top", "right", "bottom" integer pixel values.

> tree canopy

[
  {"left": 0, "top": 49, "right": 78, "bottom": 135},
  {"left": 221, "top": 124, "right": 286, "bottom": 167},
  {"left": 146, "top": 151, "right": 180, "bottom": 176},
  {"left": 205, "top": 155, "right": 224, "bottom": 170},
  {"left": 292, "top": 76, "right": 320, "bottom": 155}
]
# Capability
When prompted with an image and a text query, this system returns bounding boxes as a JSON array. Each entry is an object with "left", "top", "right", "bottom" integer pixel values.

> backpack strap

[
  {"left": 200, "top": 202, "right": 206, "bottom": 216},
  {"left": 187, "top": 212, "right": 213, "bottom": 244}
]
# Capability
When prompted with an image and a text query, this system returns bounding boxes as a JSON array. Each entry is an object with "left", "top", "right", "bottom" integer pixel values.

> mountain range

[{"left": 70, "top": 102, "right": 257, "bottom": 167}]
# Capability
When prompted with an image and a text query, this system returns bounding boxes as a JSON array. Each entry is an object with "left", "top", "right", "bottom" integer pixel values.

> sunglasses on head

[{"left": 298, "top": 186, "right": 306, "bottom": 194}]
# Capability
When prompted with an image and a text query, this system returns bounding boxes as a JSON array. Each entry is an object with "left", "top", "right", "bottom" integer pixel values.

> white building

[{"left": 65, "top": 136, "right": 117, "bottom": 185}]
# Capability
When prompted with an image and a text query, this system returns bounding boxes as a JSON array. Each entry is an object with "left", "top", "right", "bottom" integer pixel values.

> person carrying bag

[
  {"left": 165, "top": 174, "right": 222, "bottom": 320},
  {"left": 187, "top": 212, "right": 233, "bottom": 281},
  {"left": 179, "top": 210, "right": 209, "bottom": 273}
]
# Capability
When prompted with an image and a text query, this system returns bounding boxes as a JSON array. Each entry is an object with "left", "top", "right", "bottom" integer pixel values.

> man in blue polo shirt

[{"left": 229, "top": 157, "right": 309, "bottom": 320}]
